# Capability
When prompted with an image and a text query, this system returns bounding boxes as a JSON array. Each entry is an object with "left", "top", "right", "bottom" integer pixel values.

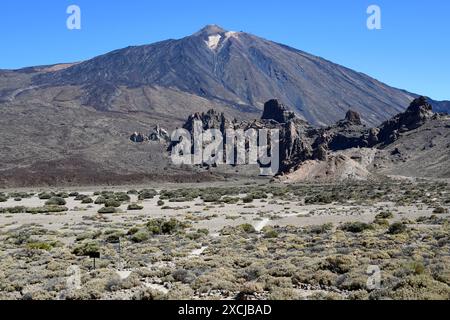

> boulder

[
  {"left": 149, "top": 125, "right": 170, "bottom": 142},
  {"left": 130, "top": 132, "right": 146, "bottom": 143}
]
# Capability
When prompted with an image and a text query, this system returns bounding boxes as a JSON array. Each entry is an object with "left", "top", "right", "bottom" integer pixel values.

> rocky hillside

[
  {"left": 1, "top": 25, "right": 448, "bottom": 128},
  {"left": 1, "top": 25, "right": 449, "bottom": 187}
]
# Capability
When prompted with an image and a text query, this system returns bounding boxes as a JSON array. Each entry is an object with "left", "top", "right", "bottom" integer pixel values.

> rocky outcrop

[
  {"left": 183, "top": 109, "right": 234, "bottom": 133},
  {"left": 133, "top": 96, "right": 441, "bottom": 181},
  {"left": 149, "top": 125, "right": 170, "bottom": 142},
  {"left": 375, "top": 96, "right": 435, "bottom": 145},
  {"left": 344, "top": 110, "right": 362, "bottom": 126},
  {"left": 261, "top": 99, "right": 296, "bottom": 124},
  {"left": 130, "top": 132, "right": 146, "bottom": 143}
]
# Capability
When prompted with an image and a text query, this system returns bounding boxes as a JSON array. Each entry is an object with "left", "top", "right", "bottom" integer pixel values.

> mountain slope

[
  {"left": 0, "top": 25, "right": 449, "bottom": 187},
  {"left": 26, "top": 25, "right": 446, "bottom": 126}
]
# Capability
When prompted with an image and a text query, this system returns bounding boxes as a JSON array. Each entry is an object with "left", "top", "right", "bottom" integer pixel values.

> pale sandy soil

[{"left": 0, "top": 190, "right": 439, "bottom": 234}]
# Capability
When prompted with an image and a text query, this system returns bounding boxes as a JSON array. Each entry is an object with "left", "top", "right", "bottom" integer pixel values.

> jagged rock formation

[
  {"left": 261, "top": 99, "right": 296, "bottom": 124},
  {"left": 374, "top": 96, "right": 435, "bottom": 145},
  {"left": 183, "top": 109, "right": 234, "bottom": 133},
  {"left": 149, "top": 125, "right": 170, "bottom": 143},
  {"left": 160, "top": 96, "right": 449, "bottom": 181}
]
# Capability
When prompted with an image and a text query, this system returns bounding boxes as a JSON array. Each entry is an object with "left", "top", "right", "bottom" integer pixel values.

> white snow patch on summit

[
  {"left": 225, "top": 31, "right": 239, "bottom": 39},
  {"left": 205, "top": 34, "right": 222, "bottom": 50}
]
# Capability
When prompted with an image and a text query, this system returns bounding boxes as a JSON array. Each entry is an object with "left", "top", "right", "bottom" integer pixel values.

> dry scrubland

[{"left": 0, "top": 181, "right": 449, "bottom": 300}]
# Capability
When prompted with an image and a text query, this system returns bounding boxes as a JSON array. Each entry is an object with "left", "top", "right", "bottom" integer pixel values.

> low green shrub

[
  {"left": 81, "top": 197, "right": 93, "bottom": 204},
  {"left": 388, "top": 222, "right": 407, "bottom": 235},
  {"left": 72, "top": 241, "right": 100, "bottom": 257},
  {"left": 128, "top": 203, "right": 143, "bottom": 210},
  {"left": 27, "top": 242, "right": 55, "bottom": 251},
  {"left": 38, "top": 192, "right": 54, "bottom": 200},
  {"left": 105, "top": 199, "right": 121, "bottom": 208},
  {"left": 138, "top": 189, "right": 158, "bottom": 200},
  {"left": 94, "top": 196, "right": 107, "bottom": 205},
  {"left": 309, "top": 223, "right": 333, "bottom": 234},
  {"left": 115, "top": 193, "right": 130, "bottom": 202},
  {"left": 340, "top": 222, "right": 374, "bottom": 233},
  {"left": 75, "top": 194, "right": 89, "bottom": 201},
  {"left": 146, "top": 218, "right": 186, "bottom": 235},
  {"left": 45, "top": 197, "right": 67, "bottom": 206},
  {"left": 240, "top": 224, "right": 256, "bottom": 233},
  {"left": 131, "top": 230, "right": 150, "bottom": 243},
  {"left": 98, "top": 207, "right": 116, "bottom": 214},
  {"left": 375, "top": 211, "right": 394, "bottom": 219}
]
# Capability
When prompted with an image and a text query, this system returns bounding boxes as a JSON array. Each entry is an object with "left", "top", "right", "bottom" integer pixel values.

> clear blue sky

[{"left": 1, "top": 0, "right": 449, "bottom": 100}]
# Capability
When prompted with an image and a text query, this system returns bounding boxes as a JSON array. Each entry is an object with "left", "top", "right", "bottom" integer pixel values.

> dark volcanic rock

[
  {"left": 344, "top": 110, "right": 362, "bottom": 125},
  {"left": 183, "top": 109, "right": 234, "bottom": 133},
  {"left": 130, "top": 132, "right": 146, "bottom": 143},
  {"left": 168, "top": 97, "right": 443, "bottom": 178},
  {"left": 149, "top": 125, "right": 170, "bottom": 142},
  {"left": 375, "top": 96, "right": 435, "bottom": 145},
  {"left": 261, "top": 99, "right": 296, "bottom": 124}
]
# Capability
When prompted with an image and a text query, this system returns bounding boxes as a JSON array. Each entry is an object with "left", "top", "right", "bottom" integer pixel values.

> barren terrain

[{"left": 1, "top": 181, "right": 449, "bottom": 300}]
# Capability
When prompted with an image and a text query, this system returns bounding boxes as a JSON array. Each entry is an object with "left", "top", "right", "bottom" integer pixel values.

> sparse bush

[
  {"left": 249, "top": 191, "right": 268, "bottom": 200},
  {"left": 202, "top": 193, "right": 221, "bottom": 203},
  {"left": 56, "top": 192, "right": 69, "bottom": 198},
  {"left": 305, "top": 194, "right": 333, "bottom": 204},
  {"left": 173, "top": 269, "right": 196, "bottom": 284},
  {"left": 138, "top": 189, "right": 158, "bottom": 200},
  {"left": 26, "top": 242, "right": 55, "bottom": 251},
  {"left": 157, "top": 200, "right": 165, "bottom": 206},
  {"left": 74, "top": 194, "right": 88, "bottom": 201},
  {"left": 388, "top": 222, "right": 407, "bottom": 235},
  {"left": 146, "top": 218, "right": 185, "bottom": 235},
  {"left": 433, "top": 207, "right": 448, "bottom": 214},
  {"left": 115, "top": 193, "right": 130, "bottom": 202},
  {"left": 38, "top": 192, "right": 53, "bottom": 200},
  {"left": 45, "top": 197, "right": 66, "bottom": 206},
  {"left": 262, "top": 227, "right": 278, "bottom": 238},
  {"left": 240, "top": 224, "right": 256, "bottom": 233},
  {"left": 4, "top": 206, "right": 26, "bottom": 214},
  {"left": 94, "top": 196, "right": 107, "bottom": 205},
  {"left": 341, "top": 222, "right": 374, "bottom": 233},
  {"left": 131, "top": 230, "right": 149, "bottom": 243},
  {"left": 98, "top": 207, "right": 116, "bottom": 214},
  {"left": 127, "top": 227, "right": 139, "bottom": 235},
  {"left": 375, "top": 211, "right": 394, "bottom": 219},
  {"left": 309, "top": 223, "right": 333, "bottom": 234},
  {"left": 221, "top": 197, "right": 239, "bottom": 204},
  {"left": 72, "top": 241, "right": 100, "bottom": 257},
  {"left": 81, "top": 197, "right": 93, "bottom": 204},
  {"left": 128, "top": 203, "right": 143, "bottom": 210},
  {"left": 105, "top": 199, "right": 121, "bottom": 208},
  {"left": 322, "top": 255, "right": 355, "bottom": 274},
  {"left": 25, "top": 206, "right": 68, "bottom": 214}
]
